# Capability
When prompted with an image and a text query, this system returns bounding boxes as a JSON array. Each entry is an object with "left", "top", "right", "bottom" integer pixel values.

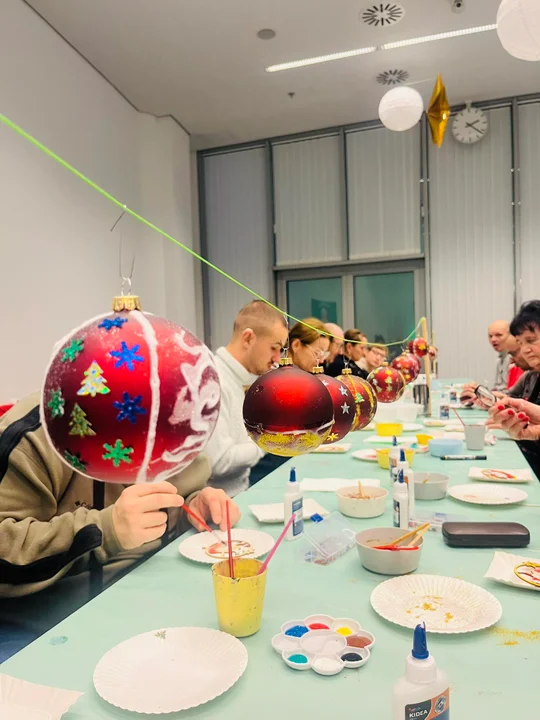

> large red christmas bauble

[
  {"left": 391, "top": 353, "right": 421, "bottom": 385},
  {"left": 312, "top": 370, "right": 355, "bottom": 443},
  {"left": 41, "top": 300, "right": 220, "bottom": 484},
  {"left": 428, "top": 345, "right": 438, "bottom": 359},
  {"left": 367, "top": 365, "right": 406, "bottom": 403},
  {"left": 411, "top": 337, "right": 429, "bottom": 358},
  {"left": 243, "top": 364, "right": 333, "bottom": 456},
  {"left": 336, "top": 370, "right": 378, "bottom": 431}
]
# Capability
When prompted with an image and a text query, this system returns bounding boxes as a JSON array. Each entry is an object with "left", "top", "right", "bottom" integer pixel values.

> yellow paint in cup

[
  {"left": 212, "top": 558, "right": 267, "bottom": 638},
  {"left": 416, "top": 433, "right": 433, "bottom": 446}
]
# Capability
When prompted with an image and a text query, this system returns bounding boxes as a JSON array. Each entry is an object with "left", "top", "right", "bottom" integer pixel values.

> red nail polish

[
  {"left": 497, "top": 404, "right": 505, "bottom": 411},
  {"left": 518, "top": 412, "right": 527, "bottom": 420},
  {"left": 507, "top": 409, "right": 515, "bottom": 416}
]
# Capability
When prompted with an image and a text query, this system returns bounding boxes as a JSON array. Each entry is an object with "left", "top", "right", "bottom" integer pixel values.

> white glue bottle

[
  {"left": 389, "top": 436, "right": 400, "bottom": 481},
  {"left": 393, "top": 468, "right": 409, "bottom": 530},
  {"left": 404, "top": 463, "right": 415, "bottom": 524},
  {"left": 393, "top": 623, "right": 450, "bottom": 720},
  {"left": 284, "top": 467, "right": 304, "bottom": 541}
]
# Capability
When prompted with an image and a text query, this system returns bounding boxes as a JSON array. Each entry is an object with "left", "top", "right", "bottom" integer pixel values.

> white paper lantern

[
  {"left": 497, "top": 0, "right": 540, "bottom": 62},
  {"left": 378, "top": 87, "right": 424, "bottom": 132}
]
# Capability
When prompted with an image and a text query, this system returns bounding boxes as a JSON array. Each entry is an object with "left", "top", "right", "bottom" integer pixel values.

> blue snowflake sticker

[
  {"left": 110, "top": 341, "right": 144, "bottom": 371},
  {"left": 113, "top": 392, "right": 147, "bottom": 424},
  {"left": 99, "top": 316, "right": 128, "bottom": 332}
]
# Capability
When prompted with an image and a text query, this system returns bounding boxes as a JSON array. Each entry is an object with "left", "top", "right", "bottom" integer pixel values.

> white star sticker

[
  {"left": 339, "top": 386, "right": 348, "bottom": 396},
  {"left": 341, "top": 403, "right": 350, "bottom": 414},
  {"left": 321, "top": 380, "right": 329, "bottom": 386}
]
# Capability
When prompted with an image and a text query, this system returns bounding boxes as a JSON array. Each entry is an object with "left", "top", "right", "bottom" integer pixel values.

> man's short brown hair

[{"left": 233, "top": 300, "right": 288, "bottom": 337}]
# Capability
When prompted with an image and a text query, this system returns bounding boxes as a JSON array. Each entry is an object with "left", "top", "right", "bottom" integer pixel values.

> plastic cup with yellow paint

[
  {"left": 212, "top": 558, "right": 267, "bottom": 637},
  {"left": 416, "top": 433, "right": 433, "bottom": 447}
]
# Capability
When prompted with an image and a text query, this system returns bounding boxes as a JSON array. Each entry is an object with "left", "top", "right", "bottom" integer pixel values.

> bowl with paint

[
  {"left": 280, "top": 620, "right": 309, "bottom": 638},
  {"left": 304, "top": 614, "right": 334, "bottom": 631},
  {"left": 376, "top": 447, "right": 415, "bottom": 470},
  {"left": 354, "top": 527, "right": 423, "bottom": 576},
  {"left": 330, "top": 618, "right": 362, "bottom": 637},
  {"left": 414, "top": 472, "right": 449, "bottom": 501},
  {"left": 346, "top": 631, "right": 375, "bottom": 651},
  {"left": 336, "top": 486, "right": 388, "bottom": 519},
  {"left": 340, "top": 647, "right": 371, "bottom": 668}
]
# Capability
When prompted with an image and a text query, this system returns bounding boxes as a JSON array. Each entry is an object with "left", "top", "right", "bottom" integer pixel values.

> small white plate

[
  {"left": 311, "top": 443, "right": 351, "bottom": 454},
  {"left": 365, "top": 435, "right": 415, "bottom": 445},
  {"left": 403, "top": 423, "right": 422, "bottom": 432},
  {"left": 178, "top": 528, "right": 274, "bottom": 563},
  {"left": 93, "top": 627, "right": 248, "bottom": 713},
  {"left": 448, "top": 483, "right": 528, "bottom": 506},
  {"left": 249, "top": 499, "right": 329, "bottom": 523},
  {"left": 424, "top": 419, "right": 446, "bottom": 427},
  {"left": 351, "top": 449, "right": 378, "bottom": 462},
  {"left": 468, "top": 467, "right": 532, "bottom": 484}
]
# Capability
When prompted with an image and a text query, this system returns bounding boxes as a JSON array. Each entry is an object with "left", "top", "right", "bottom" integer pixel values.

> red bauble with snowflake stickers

[
  {"left": 391, "top": 353, "right": 421, "bottom": 385},
  {"left": 428, "top": 345, "right": 438, "bottom": 359},
  {"left": 41, "top": 296, "right": 221, "bottom": 484},
  {"left": 312, "top": 369, "right": 355, "bottom": 443},
  {"left": 336, "top": 369, "right": 378, "bottom": 430},
  {"left": 367, "top": 365, "right": 406, "bottom": 404},
  {"left": 411, "top": 337, "right": 429, "bottom": 358}
]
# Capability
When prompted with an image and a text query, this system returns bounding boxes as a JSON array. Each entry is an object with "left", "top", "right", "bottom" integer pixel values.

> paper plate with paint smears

[
  {"left": 371, "top": 575, "right": 502, "bottom": 634},
  {"left": 448, "top": 484, "right": 527, "bottom": 506},
  {"left": 94, "top": 627, "right": 247, "bottom": 713},
  {"left": 178, "top": 528, "right": 274, "bottom": 564}
]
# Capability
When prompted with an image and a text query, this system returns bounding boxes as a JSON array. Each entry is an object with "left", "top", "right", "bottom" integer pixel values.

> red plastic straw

[
  {"left": 257, "top": 513, "right": 295, "bottom": 576},
  {"left": 182, "top": 504, "right": 222, "bottom": 544},
  {"left": 226, "top": 501, "right": 234, "bottom": 579},
  {"left": 452, "top": 407, "right": 466, "bottom": 427}
]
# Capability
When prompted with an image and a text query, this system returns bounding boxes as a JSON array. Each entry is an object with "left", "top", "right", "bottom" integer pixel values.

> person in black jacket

[{"left": 326, "top": 329, "right": 368, "bottom": 379}]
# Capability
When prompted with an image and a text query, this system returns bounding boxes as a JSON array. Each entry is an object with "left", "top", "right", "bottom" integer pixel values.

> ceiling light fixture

[
  {"left": 381, "top": 23, "right": 497, "bottom": 50},
  {"left": 265, "top": 24, "right": 497, "bottom": 73},
  {"left": 265, "top": 46, "right": 377, "bottom": 73},
  {"left": 257, "top": 28, "right": 276, "bottom": 40}
]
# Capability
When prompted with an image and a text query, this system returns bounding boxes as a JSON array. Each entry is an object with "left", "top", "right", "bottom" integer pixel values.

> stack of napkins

[
  {"left": 249, "top": 499, "right": 329, "bottom": 523},
  {"left": 300, "top": 477, "right": 380, "bottom": 492},
  {"left": 0, "top": 675, "right": 83, "bottom": 719}
]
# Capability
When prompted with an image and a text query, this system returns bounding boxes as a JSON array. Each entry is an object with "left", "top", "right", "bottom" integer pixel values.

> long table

[{"left": 3, "top": 413, "right": 540, "bottom": 717}]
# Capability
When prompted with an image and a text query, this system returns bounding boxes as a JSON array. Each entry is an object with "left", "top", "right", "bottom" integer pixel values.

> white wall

[{"left": 0, "top": 0, "right": 196, "bottom": 401}]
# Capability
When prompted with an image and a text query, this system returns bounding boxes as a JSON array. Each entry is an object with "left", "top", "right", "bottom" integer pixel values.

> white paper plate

[
  {"left": 403, "top": 423, "right": 422, "bottom": 432},
  {"left": 365, "top": 435, "right": 415, "bottom": 445},
  {"left": 468, "top": 467, "right": 532, "bottom": 483},
  {"left": 371, "top": 575, "right": 502, "bottom": 634},
  {"left": 249, "top": 499, "right": 329, "bottom": 523},
  {"left": 448, "top": 483, "right": 528, "bottom": 506},
  {"left": 0, "top": 675, "right": 82, "bottom": 720},
  {"left": 424, "top": 419, "right": 446, "bottom": 427},
  {"left": 300, "top": 477, "right": 380, "bottom": 492},
  {"left": 94, "top": 627, "right": 248, "bottom": 714},
  {"left": 311, "top": 443, "right": 351, "bottom": 453},
  {"left": 351, "top": 449, "right": 378, "bottom": 462},
  {"left": 485, "top": 552, "right": 540, "bottom": 592},
  {"left": 178, "top": 528, "right": 274, "bottom": 563}
]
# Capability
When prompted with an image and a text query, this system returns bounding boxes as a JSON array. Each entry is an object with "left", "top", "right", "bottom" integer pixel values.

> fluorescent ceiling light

[
  {"left": 266, "top": 46, "right": 377, "bottom": 73},
  {"left": 265, "top": 24, "right": 497, "bottom": 73},
  {"left": 381, "top": 24, "right": 497, "bottom": 50}
]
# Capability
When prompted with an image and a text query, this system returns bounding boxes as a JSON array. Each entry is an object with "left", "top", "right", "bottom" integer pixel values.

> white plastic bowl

[
  {"left": 395, "top": 403, "right": 421, "bottom": 423},
  {"left": 337, "top": 486, "right": 388, "bottom": 519}
]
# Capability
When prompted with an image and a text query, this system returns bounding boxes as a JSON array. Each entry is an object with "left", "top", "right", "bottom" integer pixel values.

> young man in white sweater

[{"left": 206, "top": 301, "right": 289, "bottom": 497}]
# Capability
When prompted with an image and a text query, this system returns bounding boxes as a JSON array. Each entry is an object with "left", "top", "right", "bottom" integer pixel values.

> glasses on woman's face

[{"left": 304, "top": 342, "right": 329, "bottom": 363}]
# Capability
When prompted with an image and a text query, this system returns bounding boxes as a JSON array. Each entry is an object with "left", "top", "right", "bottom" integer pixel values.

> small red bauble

[
  {"left": 336, "top": 370, "right": 378, "bottom": 430},
  {"left": 411, "top": 337, "right": 429, "bottom": 358},
  {"left": 367, "top": 365, "right": 406, "bottom": 403},
  {"left": 243, "top": 362, "right": 333, "bottom": 456},
  {"left": 312, "top": 369, "right": 355, "bottom": 443},
  {"left": 391, "top": 353, "right": 421, "bottom": 385},
  {"left": 428, "top": 345, "right": 438, "bottom": 359},
  {"left": 42, "top": 297, "right": 221, "bottom": 484}
]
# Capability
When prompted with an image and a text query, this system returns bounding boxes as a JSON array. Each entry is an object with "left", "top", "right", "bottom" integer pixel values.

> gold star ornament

[{"left": 427, "top": 74, "right": 451, "bottom": 148}]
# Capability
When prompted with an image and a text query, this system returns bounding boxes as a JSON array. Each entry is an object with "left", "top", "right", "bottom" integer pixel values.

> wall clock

[{"left": 452, "top": 105, "right": 488, "bottom": 145}]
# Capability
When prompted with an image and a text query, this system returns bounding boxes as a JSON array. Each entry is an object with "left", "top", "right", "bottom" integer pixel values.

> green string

[{"left": 0, "top": 111, "right": 425, "bottom": 348}]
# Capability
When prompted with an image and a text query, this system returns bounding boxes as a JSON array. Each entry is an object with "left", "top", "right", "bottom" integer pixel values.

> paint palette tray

[{"left": 271, "top": 615, "right": 375, "bottom": 677}]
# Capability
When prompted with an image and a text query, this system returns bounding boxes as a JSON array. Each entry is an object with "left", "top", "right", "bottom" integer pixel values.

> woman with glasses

[
  {"left": 326, "top": 328, "right": 369, "bottom": 379},
  {"left": 358, "top": 343, "right": 388, "bottom": 375},
  {"left": 288, "top": 318, "right": 330, "bottom": 372}
]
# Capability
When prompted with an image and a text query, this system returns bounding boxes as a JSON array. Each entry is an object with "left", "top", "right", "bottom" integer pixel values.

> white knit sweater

[{"left": 205, "top": 347, "right": 264, "bottom": 497}]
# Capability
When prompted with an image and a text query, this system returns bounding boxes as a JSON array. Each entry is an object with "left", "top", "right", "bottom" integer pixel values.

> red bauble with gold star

[
  {"left": 428, "top": 345, "right": 438, "bottom": 359},
  {"left": 391, "top": 353, "right": 421, "bottom": 385},
  {"left": 243, "top": 360, "right": 333, "bottom": 456},
  {"left": 336, "top": 369, "right": 378, "bottom": 430},
  {"left": 367, "top": 365, "right": 406, "bottom": 404},
  {"left": 41, "top": 295, "right": 221, "bottom": 484},
  {"left": 312, "top": 368, "right": 355, "bottom": 443},
  {"left": 411, "top": 337, "right": 429, "bottom": 358}
]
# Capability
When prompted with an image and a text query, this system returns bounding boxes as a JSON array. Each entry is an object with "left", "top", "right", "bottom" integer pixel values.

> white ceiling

[{"left": 26, "top": 0, "right": 540, "bottom": 149}]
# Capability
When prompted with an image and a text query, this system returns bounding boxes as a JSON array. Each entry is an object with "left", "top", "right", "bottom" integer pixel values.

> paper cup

[
  {"left": 464, "top": 424, "right": 485, "bottom": 451},
  {"left": 212, "top": 558, "right": 267, "bottom": 637}
]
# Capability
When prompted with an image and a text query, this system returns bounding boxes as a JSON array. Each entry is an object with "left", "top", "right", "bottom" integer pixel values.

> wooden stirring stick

[
  {"left": 387, "top": 522, "right": 430, "bottom": 548},
  {"left": 358, "top": 480, "right": 365, "bottom": 499},
  {"left": 406, "top": 524, "right": 431, "bottom": 547}
]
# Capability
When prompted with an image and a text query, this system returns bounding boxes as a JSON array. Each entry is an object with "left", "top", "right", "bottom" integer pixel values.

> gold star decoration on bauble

[{"left": 427, "top": 74, "right": 451, "bottom": 148}]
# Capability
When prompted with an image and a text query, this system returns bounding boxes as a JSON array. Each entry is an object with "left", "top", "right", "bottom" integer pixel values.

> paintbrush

[
  {"left": 257, "top": 514, "right": 295, "bottom": 576},
  {"left": 226, "top": 501, "right": 234, "bottom": 579},
  {"left": 182, "top": 504, "right": 223, "bottom": 545},
  {"left": 452, "top": 407, "right": 466, "bottom": 427}
]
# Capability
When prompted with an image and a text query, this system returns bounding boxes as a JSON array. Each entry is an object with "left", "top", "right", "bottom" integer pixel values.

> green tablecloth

[{"left": 3, "top": 413, "right": 539, "bottom": 717}]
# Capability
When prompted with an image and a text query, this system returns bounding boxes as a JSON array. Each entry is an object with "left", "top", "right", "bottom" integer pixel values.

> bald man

[
  {"left": 324, "top": 323, "right": 345, "bottom": 367},
  {"left": 489, "top": 320, "right": 511, "bottom": 391}
]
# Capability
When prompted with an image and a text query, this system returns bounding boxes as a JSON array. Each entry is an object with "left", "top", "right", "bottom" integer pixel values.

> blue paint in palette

[
  {"left": 284, "top": 625, "right": 309, "bottom": 638},
  {"left": 288, "top": 654, "right": 308, "bottom": 664}
]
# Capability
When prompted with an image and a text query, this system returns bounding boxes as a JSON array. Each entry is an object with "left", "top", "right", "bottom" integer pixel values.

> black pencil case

[{"left": 442, "top": 522, "right": 530, "bottom": 548}]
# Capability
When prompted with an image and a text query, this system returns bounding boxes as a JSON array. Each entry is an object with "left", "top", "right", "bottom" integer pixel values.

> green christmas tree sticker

[
  {"left": 77, "top": 361, "right": 111, "bottom": 397},
  {"left": 47, "top": 389, "right": 65, "bottom": 418},
  {"left": 103, "top": 439, "right": 133, "bottom": 467},
  {"left": 69, "top": 403, "right": 96, "bottom": 437}
]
